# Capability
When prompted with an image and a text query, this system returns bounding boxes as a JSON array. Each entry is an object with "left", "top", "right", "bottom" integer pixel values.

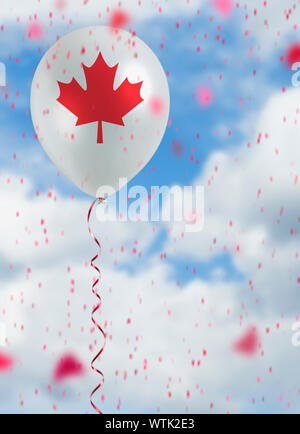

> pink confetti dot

[
  {"left": 109, "top": 9, "right": 130, "bottom": 28},
  {"left": 0, "top": 352, "right": 14, "bottom": 372},
  {"left": 54, "top": 353, "right": 84, "bottom": 382},
  {"left": 286, "top": 43, "right": 300, "bottom": 68},
  {"left": 28, "top": 22, "right": 43, "bottom": 40},
  {"left": 55, "top": 0, "right": 67, "bottom": 10},
  {"left": 213, "top": 0, "right": 233, "bottom": 18}
]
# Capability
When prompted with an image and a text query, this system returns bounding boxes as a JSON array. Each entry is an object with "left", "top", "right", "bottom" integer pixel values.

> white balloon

[{"left": 30, "top": 26, "right": 170, "bottom": 198}]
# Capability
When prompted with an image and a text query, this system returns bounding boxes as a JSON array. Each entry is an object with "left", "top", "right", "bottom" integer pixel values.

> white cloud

[
  {"left": 0, "top": 172, "right": 155, "bottom": 269},
  {"left": 165, "top": 86, "right": 300, "bottom": 317},
  {"left": 1, "top": 115, "right": 300, "bottom": 413}
]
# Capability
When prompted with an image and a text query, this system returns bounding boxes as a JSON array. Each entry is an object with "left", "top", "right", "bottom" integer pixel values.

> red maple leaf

[{"left": 57, "top": 52, "right": 144, "bottom": 144}]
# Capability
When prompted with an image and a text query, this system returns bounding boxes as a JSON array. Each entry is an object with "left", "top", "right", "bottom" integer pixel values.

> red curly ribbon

[{"left": 87, "top": 198, "right": 106, "bottom": 414}]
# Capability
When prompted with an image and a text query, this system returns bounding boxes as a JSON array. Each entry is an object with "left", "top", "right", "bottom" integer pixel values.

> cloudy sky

[{"left": 0, "top": 0, "right": 300, "bottom": 414}]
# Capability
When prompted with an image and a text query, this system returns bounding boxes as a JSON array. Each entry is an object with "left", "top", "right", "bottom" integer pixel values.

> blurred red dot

[
  {"left": 286, "top": 43, "right": 300, "bottom": 68},
  {"left": 28, "top": 22, "right": 43, "bottom": 40},
  {"left": 54, "top": 353, "right": 84, "bottom": 382},
  {"left": 233, "top": 327, "right": 259, "bottom": 356},
  {"left": 109, "top": 9, "right": 130, "bottom": 29},
  {"left": 213, "top": 0, "right": 233, "bottom": 18}
]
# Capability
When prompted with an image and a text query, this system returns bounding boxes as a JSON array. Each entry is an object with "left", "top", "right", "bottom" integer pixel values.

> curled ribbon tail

[{"left": 87, "top": 198, "right": 106, "bottom": 414}]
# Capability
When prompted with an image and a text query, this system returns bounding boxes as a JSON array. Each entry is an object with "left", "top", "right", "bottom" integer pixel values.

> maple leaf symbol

[{"left": 57, "top": 52, "right": 144, "bottom": 144}]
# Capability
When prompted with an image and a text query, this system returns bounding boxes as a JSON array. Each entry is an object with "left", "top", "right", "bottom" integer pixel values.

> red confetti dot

[
  {"left": 109, "top": 9, "right": 130, "bottom": 29},
  {"left": 286, "top": 43, "right": 300, "bottom": 68}
]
